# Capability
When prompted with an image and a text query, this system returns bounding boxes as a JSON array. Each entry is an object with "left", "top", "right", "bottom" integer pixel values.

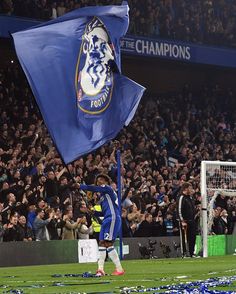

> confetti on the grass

[
  {"left": 120, "top": 275, "right": 236, "bottom": 293},
  {"left": 19, "top": 284, "right": 45, "bottom": 288},
  {"left": 51, "top": 272, "right": 100, "bottom": 278},
  {"left": 4, "top": 290, "right": 24, "bottom": 294},
  {"left": 0, "top": 285, "right": 9, "bottom": 288}
]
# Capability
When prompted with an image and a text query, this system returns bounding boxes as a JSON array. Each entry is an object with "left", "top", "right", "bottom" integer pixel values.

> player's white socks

[
  {"left": 107, "top": 246, "right": 123, "bottom": 272},
  {"left": 98, "top": 247, "right": 107, "bottom": 271}
]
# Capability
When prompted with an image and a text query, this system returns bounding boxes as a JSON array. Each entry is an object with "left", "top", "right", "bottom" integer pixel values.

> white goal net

[{"left": 201, "top": 161, "right": 236, "bottom": 257}]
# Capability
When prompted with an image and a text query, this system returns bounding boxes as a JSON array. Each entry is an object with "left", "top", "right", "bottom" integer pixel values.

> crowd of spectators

[
  {"left": 0, "top": 0, "right": 121, "bottom": 20},
  {"left": 0, "top": 62, "right": 235, "bottom": 243},
  {"left": 1, "top": 0, "right": 236, "bottom": 48},
  {"left": 128, "top": 0, "right": 236, "bottom": 47}
]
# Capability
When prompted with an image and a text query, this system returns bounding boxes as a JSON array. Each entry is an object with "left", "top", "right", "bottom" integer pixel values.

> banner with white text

[{"left": 121, "top": 36, "right": 236, "bottom": 68}]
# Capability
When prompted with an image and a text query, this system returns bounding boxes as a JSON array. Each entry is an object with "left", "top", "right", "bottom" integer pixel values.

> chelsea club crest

[{"left": 75, "top": 17, "right": 115, "bottom": 114}]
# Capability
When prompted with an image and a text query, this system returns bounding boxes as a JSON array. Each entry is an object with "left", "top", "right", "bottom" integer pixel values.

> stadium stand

[
  {"left": 0, "top": 60, "right": 235, "bottom": 241},
  {"left": 1, "top": 0, "right": 236, "bottom": 48},
  {"left": 0, "top": 0, "right": 235, "bottom": 243}
]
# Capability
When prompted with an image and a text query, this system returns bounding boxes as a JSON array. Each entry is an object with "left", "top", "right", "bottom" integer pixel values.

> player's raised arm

[
  {"left": 79, "top": 183, "right": 113, "bottom": 194},
  {"left": 78, "top": 174, "right": 117, "bottom": 202}
]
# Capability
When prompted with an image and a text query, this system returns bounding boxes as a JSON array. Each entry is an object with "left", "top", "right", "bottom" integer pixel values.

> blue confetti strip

[
  {"left": 51, "top": 272, "right": 99, "bottom": 278},
  {"left": 120, "top": 276, "right": 236, "bottom": 293},
  {"left": 4, "top": 290, "right": 24, "bottom": 294}
]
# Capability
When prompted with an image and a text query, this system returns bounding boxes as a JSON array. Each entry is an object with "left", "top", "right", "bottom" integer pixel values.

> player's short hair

[{"left": 95, "top": 173, "right": 112, "bottom": 185}]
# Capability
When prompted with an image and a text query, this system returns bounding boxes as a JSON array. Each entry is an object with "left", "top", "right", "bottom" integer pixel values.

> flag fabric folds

[{"left": 12, "top": 4, "right": 145, "bottom": 164}]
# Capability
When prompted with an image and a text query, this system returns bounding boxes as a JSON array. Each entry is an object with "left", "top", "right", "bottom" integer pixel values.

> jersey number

[{"left": 104, "top": 233, "right": 110, "bottom": 240}]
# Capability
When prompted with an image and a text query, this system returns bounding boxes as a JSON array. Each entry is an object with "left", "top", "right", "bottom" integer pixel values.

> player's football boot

[
  {"left": 95, "top": 269, "right": 106, "bottom": 277},
  {"left": 112, "top": 269, "right": 125, "bottom": 276}
]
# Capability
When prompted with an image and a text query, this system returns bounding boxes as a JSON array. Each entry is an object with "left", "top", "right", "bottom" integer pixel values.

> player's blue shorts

[{"left": 99, "top": 215, "right": 121, "bottom": 241}]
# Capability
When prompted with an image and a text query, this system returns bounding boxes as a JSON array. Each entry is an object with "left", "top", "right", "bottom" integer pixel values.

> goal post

[{"left": 201, "top": 161, "right": 236, "bottom": 258}]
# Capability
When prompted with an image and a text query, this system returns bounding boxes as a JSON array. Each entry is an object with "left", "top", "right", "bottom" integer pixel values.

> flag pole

[{"left": 116, "top": 150, "right": 123, "bottom": 260}]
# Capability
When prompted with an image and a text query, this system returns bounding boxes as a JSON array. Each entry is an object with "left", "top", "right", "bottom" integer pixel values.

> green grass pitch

[{"left": 0, "top": 256, "right": 235, "bottom": 293}]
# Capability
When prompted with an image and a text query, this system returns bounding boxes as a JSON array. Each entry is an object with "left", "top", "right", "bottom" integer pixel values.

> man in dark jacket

[
  {"left": 45, "top": 171, "right": 58, "bottom": 202},
  {"left": 134, "top": 213, "right": 153, "bottom": 237},
  {"left": 177, "top": 182, "right": 196, "bottom": 257},
  {"left": 121, "top": 208, "right": 133, "bottom": 237},
  {"left": 3, "top": 213, "right": 21, "bottom": 242},
  {"left": 18, "top": 215, "right": 34, "bottom": 241}
]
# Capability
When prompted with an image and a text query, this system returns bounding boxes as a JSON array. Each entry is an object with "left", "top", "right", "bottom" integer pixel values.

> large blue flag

[{"left": 12, "top": 3, "right": 145, "bottom": 164}]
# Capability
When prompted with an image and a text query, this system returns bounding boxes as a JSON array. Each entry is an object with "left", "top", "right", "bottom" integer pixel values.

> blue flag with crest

[{"left": 12, "top": 3, "right": 145, "bottom": 164}]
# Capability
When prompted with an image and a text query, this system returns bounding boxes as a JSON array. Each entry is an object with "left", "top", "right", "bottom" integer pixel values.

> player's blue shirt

[{"left": 80, "top": 184, "right": 120, "bottom": 219}]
